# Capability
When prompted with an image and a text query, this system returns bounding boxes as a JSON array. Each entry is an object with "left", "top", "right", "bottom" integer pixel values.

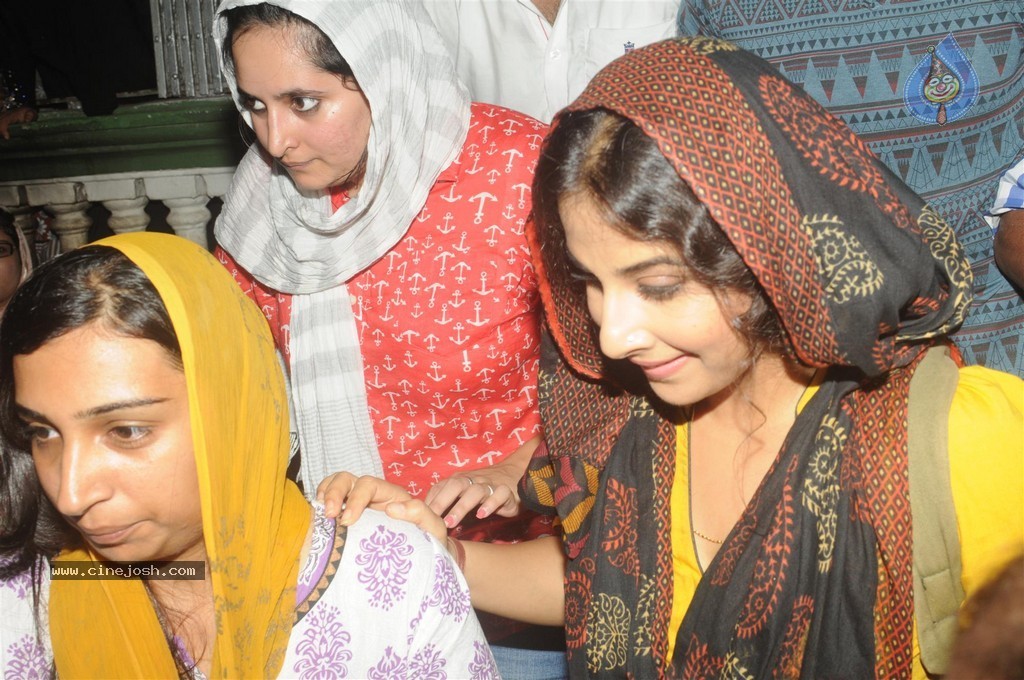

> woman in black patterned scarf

[{"left": 324, "top": 37, "right": 1024, "bottom": 679}]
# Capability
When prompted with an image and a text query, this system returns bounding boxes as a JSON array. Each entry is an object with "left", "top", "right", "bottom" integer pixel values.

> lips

[
  {"left": 77, "top": 522, "right": 139, "bottom": 546},
  {"left": 631, "top": 354, "right": 689, "bottom": 382}
]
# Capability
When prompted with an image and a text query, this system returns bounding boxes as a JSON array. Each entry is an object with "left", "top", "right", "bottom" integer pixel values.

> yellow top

[{"left": 667, "top": 366, "right": 1024, "bottom": 675}]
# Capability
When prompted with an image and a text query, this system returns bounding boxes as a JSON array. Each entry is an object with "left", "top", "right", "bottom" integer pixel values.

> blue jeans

[{"left": 490, "top": 645, "right": 569, "bottom": 680}]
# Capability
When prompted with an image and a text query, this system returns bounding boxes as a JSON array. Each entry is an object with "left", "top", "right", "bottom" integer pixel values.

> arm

[
  {"left": 460, "top": 534, "right": 565, "bottom": 625},
  {"left": 424, "top": 435, "right": 541, "bottom": 528},
  {"left": 993, "top": 209, "right": 1024, "bottom": 289},
  {"left": 0, "top": 106, "right": 37, "bottom": 140}
]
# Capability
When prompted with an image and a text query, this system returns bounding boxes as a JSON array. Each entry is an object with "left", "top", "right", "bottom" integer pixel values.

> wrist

[{"left": 446, "top": 536, "right": 466, "bottom": 571}]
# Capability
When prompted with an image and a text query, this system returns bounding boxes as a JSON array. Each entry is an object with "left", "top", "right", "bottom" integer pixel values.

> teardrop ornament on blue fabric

[{"left": 903, "top": 34, "right": 979, "bottom": 125}]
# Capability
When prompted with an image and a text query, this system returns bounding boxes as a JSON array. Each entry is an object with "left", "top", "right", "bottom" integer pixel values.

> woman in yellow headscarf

[{"left": 0, "top": 232, "right": 495, "bottom": 678}]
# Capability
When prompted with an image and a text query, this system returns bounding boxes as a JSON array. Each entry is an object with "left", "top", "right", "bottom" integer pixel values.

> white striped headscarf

[{"left": 214, "top": 0, "right": 470, "bottom": 493}]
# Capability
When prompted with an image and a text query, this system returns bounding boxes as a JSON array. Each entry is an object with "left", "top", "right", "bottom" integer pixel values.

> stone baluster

[
  {"left": 87, "top": 177, "right": 150, "bottom": 235},
  {"left": 46, "top": 201, "right": 93, "bottom": 251},
  {"left": 146, "top": 175, "right": 211, "bottom": 249},
  {"left": 22, "top": 182, "right": 92, "bottom": 251},
  {"left": 164, "top": 196, "right": 212, "bottom": 248},
  {"left": 103, "top": 196, "right": 151, "bottom": 234}
]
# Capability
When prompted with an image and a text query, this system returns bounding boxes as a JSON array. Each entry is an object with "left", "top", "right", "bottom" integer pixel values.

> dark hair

[
  {"left": 946, "top": 554, "right": 1024, "bottom": 678},
  {"left": 0, "top": 246, "right": 181, "bottom": 577},
  {"left": 533, "top": 108, "right": 788, "bottom": 359},
  {"left": 220, "top": 3, "right": 355, "bottom": 83},
  {"left": 219, "top": 3, "right": 367, "bottom": 189},
  {"left": 0, "top": 211, "right": 17, "bottom": 243}
]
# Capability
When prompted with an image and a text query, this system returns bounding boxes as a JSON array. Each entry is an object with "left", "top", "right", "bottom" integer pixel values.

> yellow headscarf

[{"left": 47, "top": 232, "right": 310, "bottom": 678}]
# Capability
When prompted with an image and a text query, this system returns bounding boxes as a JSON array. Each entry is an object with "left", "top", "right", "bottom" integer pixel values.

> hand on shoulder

[{"left": 316, "top": 471, "right": 447, "bottom": 544}]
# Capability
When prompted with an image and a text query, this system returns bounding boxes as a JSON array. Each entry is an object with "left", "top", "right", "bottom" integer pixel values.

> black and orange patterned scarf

[{"left": 522, "top": 38, "right": 972, "bottom": 678}]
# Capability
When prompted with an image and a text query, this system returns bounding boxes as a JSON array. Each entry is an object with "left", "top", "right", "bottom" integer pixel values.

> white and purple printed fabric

[{"left": 1, "top": 507, "right": 498, "bottom": 679}]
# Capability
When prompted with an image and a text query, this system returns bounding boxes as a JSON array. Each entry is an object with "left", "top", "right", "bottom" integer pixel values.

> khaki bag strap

[{"left": 908, "top": 344, "right": 965, "bottom": 675}]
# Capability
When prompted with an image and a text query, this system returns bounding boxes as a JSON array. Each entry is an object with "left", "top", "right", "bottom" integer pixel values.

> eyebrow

[
  {"left": 566, "top": 251, "right": 681, "bottom": 277},
  {"left": 236, "top": 86, "right": 327, "bottom": 102},
  {"left": 15, "top": 398, "right": 171, "bottom": 422}
]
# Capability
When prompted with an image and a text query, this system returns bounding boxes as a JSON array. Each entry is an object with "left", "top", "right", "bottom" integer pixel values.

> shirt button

[{"left": 549, "top": 49, "right": 562, "bottom": 60}]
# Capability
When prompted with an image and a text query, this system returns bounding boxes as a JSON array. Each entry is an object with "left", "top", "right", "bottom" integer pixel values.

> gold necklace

[{"left": 691, "top": 528, "right": 725, "bottom": 544}]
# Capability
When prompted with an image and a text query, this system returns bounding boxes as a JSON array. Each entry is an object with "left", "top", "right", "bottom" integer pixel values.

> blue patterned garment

[{"left": 679, "top": 0, "right": 1024, "bottom": 375}]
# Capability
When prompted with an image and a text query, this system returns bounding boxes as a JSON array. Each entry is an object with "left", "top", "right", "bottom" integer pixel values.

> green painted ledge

[{"left": 0, "top": 97, "right": 247, "bottom": 182}]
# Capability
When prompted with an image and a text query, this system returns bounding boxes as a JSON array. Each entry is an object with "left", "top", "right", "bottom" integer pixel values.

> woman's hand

[
  {"left": 425, "top": 464, "right": 523, "bottom": 528},
  {"left": 424, "top": 436, "right": 541, "bottom": 528},
  {"left": 316, "top": 472, "right": 447, "bottom": 543},
  {"left": 0, "top": 106, "right": 37, "bottom": 140}
]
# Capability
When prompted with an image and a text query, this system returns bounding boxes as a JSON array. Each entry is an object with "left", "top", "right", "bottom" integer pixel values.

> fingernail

[
  {"left": 444, "top": 515, "right": 457, "bottom": 528},
  {"left": 476, "top": 507, "right": 489, "bottom": 519},
  {"left": 339, "top": 509, "right": 350, "bottom": 525}
]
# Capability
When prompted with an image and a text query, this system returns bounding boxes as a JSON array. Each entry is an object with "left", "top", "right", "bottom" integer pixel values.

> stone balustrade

[
  {"left": 0, "top": 96, "right": 246, "bottom": 253},
  {"left": 0, "top": 167, "right": 235, "bottom": 251}
]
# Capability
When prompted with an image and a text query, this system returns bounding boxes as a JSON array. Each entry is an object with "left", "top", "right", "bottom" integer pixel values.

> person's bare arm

[
  {"left": 0, "top": 105, "right": 37, "bottom": 140},
  {"left": 384, "top": 500, "right": 566, "bottom": 625},
  {"left": 994, "top": 209, "right": 1024, "bottom": 289}
]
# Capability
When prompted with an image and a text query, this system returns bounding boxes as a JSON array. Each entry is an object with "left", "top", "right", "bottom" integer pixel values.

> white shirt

[{"left": 423, "top": 0, "right": 680, "bottom": 122}]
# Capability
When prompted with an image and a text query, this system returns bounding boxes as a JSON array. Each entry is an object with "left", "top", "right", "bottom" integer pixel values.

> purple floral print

[
  {"left": 355, "top": 525, "right": 414, "bottom": 610},
  {"left": 428, "top": 552, "right": 470, "bottom": 621},
  {"left": 292, "top": 604, "right": 353, "bottom": 679},
  {"left": 4, "top": 634, "right": 49, "bottom": 680}
]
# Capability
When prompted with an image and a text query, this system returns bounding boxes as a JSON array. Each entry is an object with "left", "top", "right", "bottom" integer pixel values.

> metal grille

[{"left": 151, "top": 0, "right": 228, "bottom": 98}]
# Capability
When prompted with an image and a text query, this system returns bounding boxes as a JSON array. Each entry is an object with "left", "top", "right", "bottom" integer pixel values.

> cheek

[
  {"left": 0, "top": 258, "right": 20, "bottom": 283},
  {"left": 165, "top": 430, "right": 200, "bottom": 504},
  {"left": 324, "top": 107, "right": 370, "bottom": 151},
  {"left": 585, "top": 287, "right": 603, "bottom": 326},
  {"left": 32, "top": 450, "right": 62, "bottom": 501}
]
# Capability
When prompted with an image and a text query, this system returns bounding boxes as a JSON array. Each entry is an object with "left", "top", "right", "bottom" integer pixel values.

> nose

[
  {"left": 52, "top": 438, "right": 111, "bottom": 520},
  {"left": 261, "top": 107, "right": 296, "bottom": 159},
  {"left": 594, "top": 290, "right": 654, "bottom": 361}
]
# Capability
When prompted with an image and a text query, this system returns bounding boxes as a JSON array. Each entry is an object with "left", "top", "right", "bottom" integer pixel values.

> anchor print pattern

[{"left": 219, "top": 103, "right": 546, "bottom": 506}]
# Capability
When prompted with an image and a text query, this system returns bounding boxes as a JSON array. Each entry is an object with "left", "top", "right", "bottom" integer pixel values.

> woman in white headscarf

[{"left": 213, "top": 1, "right": 566, "bottom": 674}]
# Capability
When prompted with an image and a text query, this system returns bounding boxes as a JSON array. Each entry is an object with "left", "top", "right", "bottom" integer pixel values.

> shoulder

[
  {"left": 341, "top": 509, "right": 450, "bottom": 563},
  {"left": 0, "top": 559, "right": 51, "bottom": 677},
  {"left": 466, "top": 102, "right": 549, "bottom": 152},
  {"left": 332, "top": 510, "right": 473, "bottom": 621},
  {"left": 950, "top": 366, "right": 1023, "bottom": 430},
  {"left": 947, "top": 366, "right": 1022, "bottom": 490},
  {"left": 948, "top": 366, "right": 1024, "bottom": 594}
]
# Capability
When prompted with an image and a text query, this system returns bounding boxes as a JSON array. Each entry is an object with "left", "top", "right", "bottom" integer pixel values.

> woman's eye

[
  {"left": 293, "top": 97, "right": 319, "bottom": 113},
  {"left": 638, "top": 280, "right": 683, "bottom": 301},
  {"left": 25, "top": 424, "right": 58, "bottom": 444},
  {"left": 241, "top": 96, "right": 266, "bottom": 113},
  {"left": 109, "top": 426, "right": 151, "bottom": 445}
]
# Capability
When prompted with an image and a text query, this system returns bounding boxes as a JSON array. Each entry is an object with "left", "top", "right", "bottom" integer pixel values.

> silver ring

[
  {"left": 486, "top": 485, "right": 495, "bottom": 495},
  {"left": 466, "top": 478, "right": 475, "bottom": 485}
]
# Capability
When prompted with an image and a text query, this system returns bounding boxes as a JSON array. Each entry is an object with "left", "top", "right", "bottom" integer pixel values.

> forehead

[
  {"left": 14, "top": 324, "right": 182, "bottom": 399},
  {"left": 232, "top": 21, "right": 318, "bottom": 72},
  {"left": 559, "top": 194, "right": 676, "bottom": 258}
]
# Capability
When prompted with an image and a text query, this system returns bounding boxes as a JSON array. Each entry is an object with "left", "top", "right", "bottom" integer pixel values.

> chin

[
  {"left": 649, "top": 376, "right": 721, "bottom": 408},
  {"left": 85, "top": 543, "right": 146, "bottom": 565},
  {"left": 649, "top": 383, "right": 696, "bottom": 407},
  {"left": 285, "top": 173, "right": 328, "bottom": 194}
]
